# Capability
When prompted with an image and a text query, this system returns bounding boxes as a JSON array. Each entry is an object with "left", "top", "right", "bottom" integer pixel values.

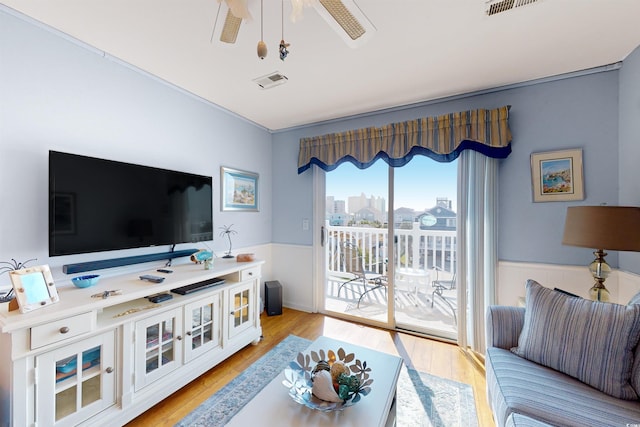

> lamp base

[{"left": 589, "top": 282, "right": 610, "bottom": 302}]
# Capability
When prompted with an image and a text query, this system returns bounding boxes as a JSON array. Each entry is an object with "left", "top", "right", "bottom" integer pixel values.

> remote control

[
  {"left": 140, "top": 275, "right": 165, "bottom": 283},
  {"left": 148, "top": 293, "right": 173, "bottom": 303},
  {"left": 157, "top": 268, "right": 173, "bottom": 273}
]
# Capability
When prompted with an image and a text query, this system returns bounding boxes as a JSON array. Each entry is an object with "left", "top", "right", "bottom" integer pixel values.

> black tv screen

[{"left": 49, "top": 151, "right": 213, "bottom": 256}]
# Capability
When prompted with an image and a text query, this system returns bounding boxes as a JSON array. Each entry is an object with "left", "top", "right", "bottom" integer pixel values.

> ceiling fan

[{"left": 211, "top": 0, "right": 376, "bottom": 52}]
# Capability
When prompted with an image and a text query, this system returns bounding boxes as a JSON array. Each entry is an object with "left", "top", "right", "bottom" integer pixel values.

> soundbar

[{"left": 171, "top": 277, "right": 225, "bottom": 295}]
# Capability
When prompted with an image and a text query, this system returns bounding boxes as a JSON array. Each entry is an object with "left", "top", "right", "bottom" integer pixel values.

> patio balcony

[{"left": 325, "top": 221, "right": 457, "bottom": 335}]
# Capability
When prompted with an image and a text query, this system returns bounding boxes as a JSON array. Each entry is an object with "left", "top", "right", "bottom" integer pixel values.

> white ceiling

[{"left": 3, "top": 0, "right": 640, "bottom": 131}]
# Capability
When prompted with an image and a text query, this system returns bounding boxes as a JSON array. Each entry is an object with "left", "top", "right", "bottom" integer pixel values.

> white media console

[{"left": 0, "top": 259, "right": 263, "bottom": 427}]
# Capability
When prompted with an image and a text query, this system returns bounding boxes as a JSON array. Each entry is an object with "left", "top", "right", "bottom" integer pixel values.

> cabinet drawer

[
  {"left": 240, "top": 266, "right": 260, "bottom": 282},
  {"left": 30, "top": 312, "right": 95, "bottom": 349}
]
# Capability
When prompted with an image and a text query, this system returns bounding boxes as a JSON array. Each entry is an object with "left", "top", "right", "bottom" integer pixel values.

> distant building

[
  {"left": 348, "top": 193, "right": 386, "bottom": 215},
  {"left": 393, "top": 207, "right": 416, "bottom": 228},
  {"left": 354, "top": 207, "right": 381, "bottom": 223},
  {"left": 418, "top": 201, "right": 456, "bottom": 231},
  {"left": 328, "top": 213, "right": 350, "bottom": 226}
]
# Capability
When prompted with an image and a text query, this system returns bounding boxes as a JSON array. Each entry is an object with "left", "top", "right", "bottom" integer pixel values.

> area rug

[{"left": 176, "top": 335, "right": 478, "bottom": 427}]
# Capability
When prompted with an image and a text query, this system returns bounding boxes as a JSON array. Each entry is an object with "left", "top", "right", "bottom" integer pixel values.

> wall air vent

[
  {"left": 253, "top": 71, "right": 288, "bottom": 89},
  {"left": 486, "top": 0, "right": 540, "bottom": 16}
]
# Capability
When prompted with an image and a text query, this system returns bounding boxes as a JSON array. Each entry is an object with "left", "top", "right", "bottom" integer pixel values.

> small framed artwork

[
  {"left": 9, "top": 265, "right": 60, "bottom": 313},
  {"left": 220, "top": 167, "right": 259, "bottom": 211},
  {"left": 530, "top": 148, "right": 584, "bottom": 202}
]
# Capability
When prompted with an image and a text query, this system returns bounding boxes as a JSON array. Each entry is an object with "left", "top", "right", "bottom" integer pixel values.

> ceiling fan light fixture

[{"left": 313, "top": 0, "right": 375, "bottom": 47}]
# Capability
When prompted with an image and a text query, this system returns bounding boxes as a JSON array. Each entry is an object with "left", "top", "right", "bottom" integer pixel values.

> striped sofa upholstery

[{"left": 486, "top": 305, "right": 640, "bottom": 427}]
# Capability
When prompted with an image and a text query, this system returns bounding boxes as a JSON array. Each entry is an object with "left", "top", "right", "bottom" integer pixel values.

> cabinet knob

[
  {"left": 59, "top": 327, "right": 70, "bottom": 334},
  {"left": 106, "top": 367, "right": 114, "bottom": 374},
  {"left": 176, "top": 336, "right": 182, "bottom": 341},
  {"left": 186, "top": 331, "right": 192, "bottom": 336},
  {"left": 248, "top": 272, "right": 253, "bottom": 276}
]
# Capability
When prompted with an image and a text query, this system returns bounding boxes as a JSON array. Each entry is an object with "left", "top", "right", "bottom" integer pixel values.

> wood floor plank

[{"left": 126, "top": 308, "right": 495, "bottom": 427}]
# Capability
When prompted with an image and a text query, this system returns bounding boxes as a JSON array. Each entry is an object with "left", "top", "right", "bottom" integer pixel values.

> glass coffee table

[{"left": 226, "top": 336, "right": 403, "bottom": 427}]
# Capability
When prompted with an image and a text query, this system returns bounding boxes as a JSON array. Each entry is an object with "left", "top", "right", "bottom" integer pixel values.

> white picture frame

[
  {"left": 9, "top": 265, "right": 60, "bottom": 313},
  {"left": 530, "top": 148, "right": 585, "bottom": 202}
]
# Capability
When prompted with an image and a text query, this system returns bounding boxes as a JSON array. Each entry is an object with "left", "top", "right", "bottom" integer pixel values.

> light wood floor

[{"left": 126, "top": 308, "right": 495, "bottom": 427}]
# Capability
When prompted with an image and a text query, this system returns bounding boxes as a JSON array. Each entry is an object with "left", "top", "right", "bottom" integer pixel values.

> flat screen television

[{"left": 49, "top": 151, "right": 213, "bottom": 256}]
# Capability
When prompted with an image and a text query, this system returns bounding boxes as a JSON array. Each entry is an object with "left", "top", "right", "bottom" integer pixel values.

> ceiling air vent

[
  {"left": 486, "top": 0, "right": 540, "bottom": 16},
  {"left": 253, "top": 72, "right": 288, "bottom": 89}
]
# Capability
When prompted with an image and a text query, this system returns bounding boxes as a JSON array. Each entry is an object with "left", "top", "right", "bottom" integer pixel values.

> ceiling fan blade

[
  {"left": 319, "top": 0, "right": 365, "bottom": 40},
  {"left": 220, "top": 9, "right": 242, "bottom": 44},
  {"left": 314, "top": 0, "right": 376, "bottom": 47}
]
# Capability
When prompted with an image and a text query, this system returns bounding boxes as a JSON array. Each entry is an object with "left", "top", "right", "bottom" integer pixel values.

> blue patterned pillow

[
  {"left": 629, "top": 291, "right": 640, "bottom": 306},
  {"left": 627, "top": 292, "right": 640, "bottom": 397},
  {"left": 512, "top": 279, "right": 640, "bottom": 399}
]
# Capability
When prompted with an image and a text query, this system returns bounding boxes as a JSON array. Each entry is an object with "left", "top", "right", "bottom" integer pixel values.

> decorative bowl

[
  {"left": 282, "top": 347, "right": 372, "bottom": 412},
  {"left": 72, "top": 274, "right": 100, "bottom": 288}
]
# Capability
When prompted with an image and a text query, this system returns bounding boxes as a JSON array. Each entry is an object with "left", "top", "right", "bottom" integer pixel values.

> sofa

[{"left": 485, "top": 280, "right": 640, "bottom": 427}]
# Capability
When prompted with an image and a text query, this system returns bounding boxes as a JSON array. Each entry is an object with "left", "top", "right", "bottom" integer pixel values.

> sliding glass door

[
  {"left": 323, "top": 161, "right": 390, "bottom": 327},
  {"left": 320, "top": 157, "right": 457, "bottom": 339}
]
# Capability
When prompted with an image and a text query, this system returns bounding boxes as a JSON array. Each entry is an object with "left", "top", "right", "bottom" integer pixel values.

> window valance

[{"left": 297, "top": 105, "right": 512, "bottom": 174}]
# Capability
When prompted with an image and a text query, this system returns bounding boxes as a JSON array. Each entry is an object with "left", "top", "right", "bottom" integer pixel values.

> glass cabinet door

[
  {"left": 184, "top": 294, "right": 221, "bottom": 363},
  {"left": 134, "top": 308, "right": 183, "bottom": 391},
  {"left": 228, "top": 282, "right": 254, "bottom": 338},
  {"left": 36, "top": 330, "right": 116, "bottom": 427}
]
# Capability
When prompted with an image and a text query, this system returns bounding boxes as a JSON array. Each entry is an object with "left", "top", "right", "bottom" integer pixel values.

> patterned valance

[{"left": 297, "top": 106, "right": 512, "bottom": 174}]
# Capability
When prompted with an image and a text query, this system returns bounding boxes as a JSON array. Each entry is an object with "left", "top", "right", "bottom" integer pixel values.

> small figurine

[
  {"left": 279, "top": 39, "right": 290, "bottom": 61},
  {"left": 190, "top": 249, "right": 213, "bottom": 264}
]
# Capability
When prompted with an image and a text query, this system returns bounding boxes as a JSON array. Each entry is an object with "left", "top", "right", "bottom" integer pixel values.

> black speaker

[{"left": 265, "top": 281, "right": 282, "bottom": 316}]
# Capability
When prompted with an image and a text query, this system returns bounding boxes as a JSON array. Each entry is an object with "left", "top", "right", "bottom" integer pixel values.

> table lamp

[{"left": 562, "top": 206, "right": 640, "bottom": 302}]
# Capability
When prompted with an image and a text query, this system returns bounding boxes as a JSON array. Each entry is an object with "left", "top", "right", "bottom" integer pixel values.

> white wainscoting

[
  {"left": 268, "top": 243, "right": 314, "bottom": 312},
  {"left": 498, "top": 261, "right": 640, "bottom": 306}
]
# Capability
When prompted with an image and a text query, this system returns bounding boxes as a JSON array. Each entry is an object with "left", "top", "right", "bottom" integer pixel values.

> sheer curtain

[{"left": 457, "top": 150, "right": 498, "bottom": 356}]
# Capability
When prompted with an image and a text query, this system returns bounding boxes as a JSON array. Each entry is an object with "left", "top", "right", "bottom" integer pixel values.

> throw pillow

[
  {"left": 627, "top": 293, "right": 640, "bottom": 397},
  {"left": 511, "top": 279, "right": 640, "bottom": 400},
  {"left": 629, "top": 290, "right": 640, "bottom": 306}
]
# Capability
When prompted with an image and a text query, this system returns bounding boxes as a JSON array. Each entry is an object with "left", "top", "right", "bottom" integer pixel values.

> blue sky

[{"left": 326, "top": 156, "right": 458, "bottom": 212}]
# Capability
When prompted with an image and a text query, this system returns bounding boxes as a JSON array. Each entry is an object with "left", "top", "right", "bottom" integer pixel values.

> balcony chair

[
  {"left": 431, "top": 267, "right": 457, "bottom": 324},
  {"left": 337, "top": 242, "right": 387, "bottom": 308}
]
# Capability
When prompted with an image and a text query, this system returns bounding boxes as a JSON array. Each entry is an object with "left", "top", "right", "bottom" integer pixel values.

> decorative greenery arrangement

[
  {"left": 0, "top": 258, "right": 37, "bottom": 275},
  {"left": 283, "top": 347, "right": 373, "bottom": 412},
  {"left": 219, "top": 224, "right": 238, "bottom": 259},
  {"left": 1, "top": 258, "right": 37, "bottom": 302}
]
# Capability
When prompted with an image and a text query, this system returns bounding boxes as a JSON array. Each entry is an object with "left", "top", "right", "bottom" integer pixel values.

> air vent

[
  {"left": 253, "top": 72, "right": 288, "bottom": 89},
  {"left": 486, "top": 0, "right": 540, "bottom": 16}
]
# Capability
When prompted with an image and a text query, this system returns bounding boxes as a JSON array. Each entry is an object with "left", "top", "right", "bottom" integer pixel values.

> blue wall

[
  {"left": 0, "top": 9, "right": 273, "bottom": 280},
  {"left": 273, "top": 69, "right": 627, "bottom": 268},
  {"left": 619, "top": 45, "right": 640, "bottom": 274}
]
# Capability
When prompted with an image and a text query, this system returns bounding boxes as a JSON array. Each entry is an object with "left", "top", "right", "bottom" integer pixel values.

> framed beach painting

[
  {"left": 530, "top": 149, "right": 584, "bottom": 202},
  {"left": 220, "top": 167, "right": 259, "bottom": 211}
]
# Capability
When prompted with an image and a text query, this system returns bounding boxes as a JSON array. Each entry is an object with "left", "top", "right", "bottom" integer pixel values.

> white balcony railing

[{"left": 326, "top": 222, "right": 456, "bottom": 278}]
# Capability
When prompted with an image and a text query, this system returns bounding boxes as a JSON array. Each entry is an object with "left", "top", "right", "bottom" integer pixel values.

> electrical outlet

[{"left": 302, "top": 219, "right": 309, "bottom": 231}]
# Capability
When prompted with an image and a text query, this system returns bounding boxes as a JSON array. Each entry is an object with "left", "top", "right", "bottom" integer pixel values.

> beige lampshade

[{"left": 562, "top": 206, "right": 640, "bottom": 251}]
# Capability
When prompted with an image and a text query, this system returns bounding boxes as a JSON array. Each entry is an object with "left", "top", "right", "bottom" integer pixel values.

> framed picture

[
  {"left": 221, "top": 167, "right": 259, "bottom": 211},
  {"left": 530, "top": 148, "right": 584, "bottom": 202},
  {"left": 9, "top": 265, "right": 59, "bottom": 313}
]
